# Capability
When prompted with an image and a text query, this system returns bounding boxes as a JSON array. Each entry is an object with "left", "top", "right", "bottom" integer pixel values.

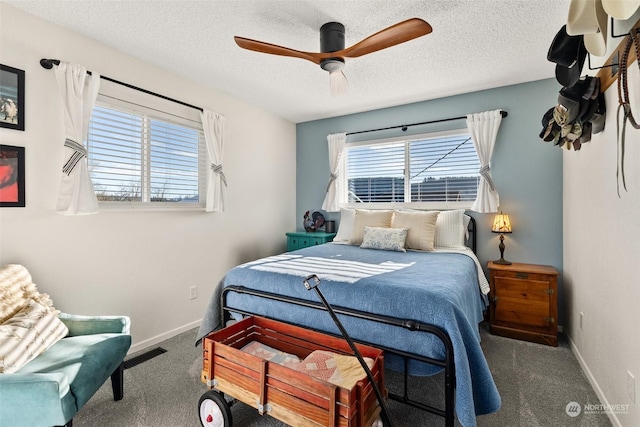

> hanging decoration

[
  {"left": 539, "top": 76, "right": 605, "bottom": 150},
  {"left": 615, "top": 28, "right": 640, "bottom": 196}
]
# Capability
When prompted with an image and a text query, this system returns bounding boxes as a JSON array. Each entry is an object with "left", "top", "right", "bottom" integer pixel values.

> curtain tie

[
  {"left": 479, "top": 165, "right": 496, "bottom": 191},
  {"left": 325, "top": 172, "right": 339, "bottom": 193},
  {"left": 211, "top": 163, "right": 227, "bottom": 186},
  {"left": 62, "top": 139, "right": 87, "bottom": 176}
]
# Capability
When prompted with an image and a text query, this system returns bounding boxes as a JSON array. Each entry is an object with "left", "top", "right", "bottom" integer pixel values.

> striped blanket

[{"left": 244, "top": 253, "right": 414, "bottom": 284}]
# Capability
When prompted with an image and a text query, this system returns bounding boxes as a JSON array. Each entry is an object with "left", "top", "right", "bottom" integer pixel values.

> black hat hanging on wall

[{"left": 547, "top": 25, "right": 587, "bottom": 88}]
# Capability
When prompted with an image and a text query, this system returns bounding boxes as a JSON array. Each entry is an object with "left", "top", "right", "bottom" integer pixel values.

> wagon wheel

[
  {"left": 371, "top": 414, "right": 386, "bottom": 427},
  {"left": 199, "top": 390, "right": 232, "bottom": 427}
]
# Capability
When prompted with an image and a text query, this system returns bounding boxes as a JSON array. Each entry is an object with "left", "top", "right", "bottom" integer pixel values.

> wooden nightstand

[
  {"left": 286, "top": 232, "right": 336, "bottom": 251},
  {"left": 487, "top": 261, "right": 560, "bottom": 346}
]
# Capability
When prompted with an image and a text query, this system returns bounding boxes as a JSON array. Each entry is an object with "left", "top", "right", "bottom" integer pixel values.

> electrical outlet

[
  {"left": 580, "top": 312, "right": 584, "bottom": 330},
  {"left": 628, "top": 371, "right": 636, "bottom": 404},
  {"left": 189, "top": 286, "right": 197, "bottom": 300}
]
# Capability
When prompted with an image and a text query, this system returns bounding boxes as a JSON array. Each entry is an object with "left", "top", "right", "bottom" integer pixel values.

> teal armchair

[{"left": 0, "top": 312, "right": 131, "bottom": 427}]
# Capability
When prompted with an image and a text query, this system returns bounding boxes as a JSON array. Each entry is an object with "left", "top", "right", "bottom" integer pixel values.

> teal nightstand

[{"left": 286, "top": 231, "right": 336, "bottom": 251}]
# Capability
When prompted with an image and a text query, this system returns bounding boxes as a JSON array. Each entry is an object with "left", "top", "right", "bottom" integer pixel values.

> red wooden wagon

[{"left": 199, "top": 315, "right": 387, "bottom": 427}]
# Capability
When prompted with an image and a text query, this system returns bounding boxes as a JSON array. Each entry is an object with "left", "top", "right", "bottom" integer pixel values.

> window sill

[{"left": 97, "top": 202, "right": 206, "bottom": 212}]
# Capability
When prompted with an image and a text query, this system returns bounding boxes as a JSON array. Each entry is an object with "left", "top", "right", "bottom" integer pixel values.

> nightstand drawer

[
  {"left": 309, "top": 236, "right": 328, "bottom": 246},
  {"left": 286, "top": 232, "right": 336, "bottom": 252},
  {"left": 491, "top": 269, "right": 554, "bottom": 283},
  {"left": 287, "top": 237, "right": 304, "bottom": 251}
]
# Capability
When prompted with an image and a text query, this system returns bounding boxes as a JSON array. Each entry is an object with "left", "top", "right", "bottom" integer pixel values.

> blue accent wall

[{"left": 296, "top": 78, "right": 564, "bottom": 320}]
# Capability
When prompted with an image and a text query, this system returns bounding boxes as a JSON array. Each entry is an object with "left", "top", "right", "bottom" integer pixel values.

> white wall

[
  {"left": 0, "top": 4, "right": 297, "bottom": 352},
  {"left": 563, "top": 62, "right": 640, "bottom": 425}
]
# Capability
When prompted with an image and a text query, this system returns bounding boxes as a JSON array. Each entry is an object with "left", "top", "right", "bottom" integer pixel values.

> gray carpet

[{"left": 74, "top": 323, "right": 612, "bottom": 426}]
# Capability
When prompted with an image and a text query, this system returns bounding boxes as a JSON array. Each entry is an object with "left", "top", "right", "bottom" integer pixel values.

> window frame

[
  {"left": 339, "top": 128, "right": 478, "bottom": 211},
  {"left": 87, "top": 94, "right": 208, "bottom": 212}
]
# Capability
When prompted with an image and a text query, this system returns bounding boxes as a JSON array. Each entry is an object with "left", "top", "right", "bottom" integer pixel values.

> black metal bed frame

[{"left": 219, "top": 215, "right": 478, "bottom": 427}]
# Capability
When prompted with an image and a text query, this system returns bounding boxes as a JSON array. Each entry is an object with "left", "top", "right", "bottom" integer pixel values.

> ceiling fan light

[
  {"left": 329, "top": 70, "right": 348, "bottom": 96},
  {"left": 320, "top": 58, "right": 344, "bottom": 73}
]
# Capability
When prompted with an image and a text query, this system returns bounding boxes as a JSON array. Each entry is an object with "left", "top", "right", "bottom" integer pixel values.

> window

[
  {"left": 87, "top": 99, "right": 206, "bottom": 208},
  {"left": 343, "top": 129, "right": 479, "bottom": 209}
]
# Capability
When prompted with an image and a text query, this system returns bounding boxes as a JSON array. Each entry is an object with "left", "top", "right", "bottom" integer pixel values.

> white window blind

[
  {"left": 87, "top": 101, "right": 206, "bottom": 206},
  {"left": 345, "top": 130, "right": 480, "bottom": 208},
  {"left": 347, "top": 142, "right": 405, "bottom": 203}
]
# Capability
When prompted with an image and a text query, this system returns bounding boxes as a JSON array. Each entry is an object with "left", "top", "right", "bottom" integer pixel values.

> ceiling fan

[{"left": 234, "top": 18, "right": 432, "bottom": 95}]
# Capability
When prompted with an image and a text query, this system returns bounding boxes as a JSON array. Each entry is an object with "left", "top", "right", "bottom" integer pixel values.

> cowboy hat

[
  {"left": 566, "top": 0, "right": 608, "bottom": 57},
  {"left": 548, "top": 26, "right": 588, "bottom": 87},
  {"left": 602, "top": 0, "right": 640, "bottom": 20}
]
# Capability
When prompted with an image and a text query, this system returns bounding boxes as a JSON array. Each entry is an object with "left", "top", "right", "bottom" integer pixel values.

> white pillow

[
  {"left": 333, "top": 208, "right": 356, "bottom": 242},
  {"left": 360, "top": 226, "right": 408, "bottom": 252},
  {"left": 0, "top": 299, "right": 69, "bottom": 373},
  {"left": 391, "top": 210, "right": 439, "bottom": 251},
  {"left": 348, "top": 210, "right": 394, "bottom": 245},
  {"left": 463, "top": 214, "right": 471, "bottom": 241},
  {"left": 435, "top": 209, "right": 467, "bottom": 248}
]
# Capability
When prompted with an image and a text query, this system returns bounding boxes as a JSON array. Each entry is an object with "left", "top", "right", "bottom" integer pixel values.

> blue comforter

[{"left": 197, "top": 243, "right": 500, "bottom": 426}]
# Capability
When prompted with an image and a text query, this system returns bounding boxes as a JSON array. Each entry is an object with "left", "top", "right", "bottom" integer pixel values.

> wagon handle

[{"left": 303, "top": 274, "right": 394, "bottom": 427}]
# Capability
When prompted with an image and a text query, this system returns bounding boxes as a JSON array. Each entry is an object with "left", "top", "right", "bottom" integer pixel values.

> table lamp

[{"left": 492, "top": 212, "right": 512, "bottom": 265}]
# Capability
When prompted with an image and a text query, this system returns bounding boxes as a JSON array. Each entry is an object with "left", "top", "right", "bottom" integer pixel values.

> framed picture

[
  {"left": 0, "top": 145, "right": 25, "bottom": 207},
  {"left": 0, "top": 64, "right": 25, "bottom": 131}
]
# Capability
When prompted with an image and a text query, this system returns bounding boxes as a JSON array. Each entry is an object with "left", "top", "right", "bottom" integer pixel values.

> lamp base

[{"left": 494, "top": 234, "right": 511, "bottom": 265}]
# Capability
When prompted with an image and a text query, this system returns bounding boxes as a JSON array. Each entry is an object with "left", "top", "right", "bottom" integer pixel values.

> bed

[{"left": 197, "top": 209, "right": 501, "bottom": 426}]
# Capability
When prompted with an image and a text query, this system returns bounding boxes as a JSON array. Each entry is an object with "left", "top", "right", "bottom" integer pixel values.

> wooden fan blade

[
  {"left": 234, "top": 36, "right": 325, "bottom": 64},
  {"left": 340, "top": 18, "right": 432, "bottom": 58}
]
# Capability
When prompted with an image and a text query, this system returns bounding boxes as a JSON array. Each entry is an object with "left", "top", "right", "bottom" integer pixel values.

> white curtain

[
  {"left": 321, "top": 132, "right": 347, "bottom": 212},
  {"left": 466, "top": 110, "right": 503, "bottom": 213},
  {"left": 201, "top": 110, "right": 227, "bottom": 212},
  {"left": 53, "top": 62, "right": 100, "bottom": 215}
]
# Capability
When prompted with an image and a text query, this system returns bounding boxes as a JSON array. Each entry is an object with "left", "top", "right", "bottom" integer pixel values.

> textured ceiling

[{"left": 6, "top": 0, "right": 572, "bottom": 123}]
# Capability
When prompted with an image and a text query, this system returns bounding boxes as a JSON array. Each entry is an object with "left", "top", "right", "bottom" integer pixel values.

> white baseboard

[
  {"left": 566, "top": 333, "right": 622, "bottom": 427},
  {"left": 128, "top": 319, "right": 201, "bottom": 354}
]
